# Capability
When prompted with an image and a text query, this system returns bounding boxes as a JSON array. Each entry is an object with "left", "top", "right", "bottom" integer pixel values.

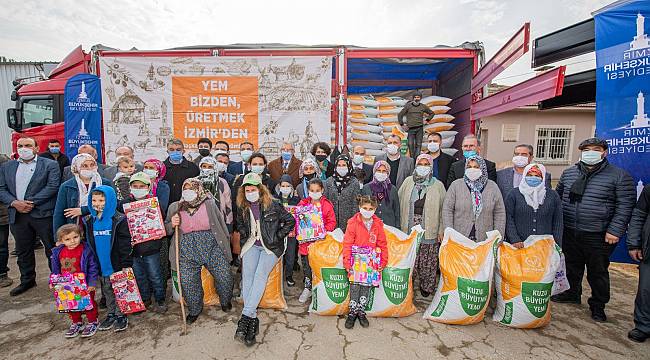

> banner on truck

[
  {"left": 64, "top": 74, "right": 103, "bottom": 162},
  {"left": 98, "top": 56, "right": 332, "bottom": 164},
  {"left": 594, "top": 0, "right": 650, "bottom": 263}
]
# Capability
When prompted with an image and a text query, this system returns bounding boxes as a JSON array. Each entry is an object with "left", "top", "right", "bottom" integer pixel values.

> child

[
  {"left": 276, "top": 174, "right": 300, "bottom": 287},
  {"left": 342, "top": 195, "right": 388, "bottom": 329},
  {"left": 50, "top": 224, "right": 100, "bottom": 338},
  {"left": 83, "top": 185, "right": 133, "bottom": 332},
  {"left": 118, "top": 172, "right": 167, "bottom": 313},
  {"left": 296, "top": 178, "right": 336, "bottom": 303},
  {"left": 114, "top": 156, "right": 136, "bottom": 201}
]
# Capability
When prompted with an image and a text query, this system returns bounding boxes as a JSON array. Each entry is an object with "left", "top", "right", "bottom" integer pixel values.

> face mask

[
  {"left": 49, "top": 147, "right": 60, "bottom": 154},
  {"left": 360, "top": 208, "right": 375, "bottom": 219},
  {"left": 386, "top": 144, "right": 399, "bottom": 155},
  {"left": 215, "top": 162, "right": 227, "bottom": 174},
  {"left": 130, "top": 188, "right": 149, "bottom": 199},
  {"left": 512, "top": 155, "right": 529, "bottom": 168},
  {"left": 374, "top": 172, "right": 388, "bottom": 182},
  {"left": 281, "top": 151, "right": 292, "bottom": 161},
  {"left": 463, "top": 150, "right": 477, "bottom": 159},
  {"left": 17, "top": 148, "right": 35, "bottom": 161},
  {"left": 465, "top": 168, "right": 482, "bottom": 181},
  {"left": 251, "top": 165, "right": 265, "bottom": 174},
  {"left": 309, "top": 191, "right": 322, "bottom": 200},
  {"left": 581, "top": 150, "right": 603, "bottom": 165},
  {"left": 198, "top": 148, "right": 211, "bottom": 157},
  {"left": 200, "top": 168, "right": 215, "bottom": 177},
  {"left": 245, "top": 191, "right": 260, "bottom": 202},
  {"left": 427, "top": 142, "right": 440, "bottom": 153},
  {"left": 143, "top": 169, "right": 158, "bottom": 179},
  {"left": 525, "top": 176, "right": 543, "bottom": 188},
  {"left": 240, "top": 150, "right": 253, "bottom": 162},
  {"left": 168, "top": 151, "right": 183, "bottom": 163},
  {"left": 315, "top": 154, "right": 327, "bottom": 162},
  {"left": 336, "top": 166, "right": 348, "bottom": 177},
  {"left": 352, "top": 155, "right": 364, "bottom": 165},
  {"left": 304, "top": 172, "right": 316, "bottom": 180},
  {"left": 415, "top": 165, "right": 430, "bottom": 177},
  {"left": 279, "top": 186, "right": 293, "bottom": 196},
  {"left": 182, "top": 189, "right": 197, "bottom": 202},
  {"left": 79, "top": 169, "right": 97, "bottom": 179},
  {"left": 214, "top": 150, "right": 228, "bottom": 156}
]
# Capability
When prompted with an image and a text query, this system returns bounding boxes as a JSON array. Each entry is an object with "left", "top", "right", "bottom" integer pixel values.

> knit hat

[
  {"left": 413, "top": 91, "right": 423, "bottom": 98},
  {"left": 242, "top": 172, "right": 262, "bottom": 186},
  {"left": 129, "top": 171, "right": 151, "bottom": 186},
  {"left": 279, "top": 174, "right": 293, "bottom": 185}
]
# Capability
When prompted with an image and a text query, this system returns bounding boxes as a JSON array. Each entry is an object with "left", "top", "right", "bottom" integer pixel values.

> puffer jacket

[
  {"left": 556, "top": 159, "right": 635, "bottom": 238},
  {"left": 342, "top": 213, "right": 388, "bottom": 270},
  {"left": 236, "top": 200, "right": 295, "bottom": 258},
  {"left": 627, "top": 185, "right": 650, "bottom": 260}
]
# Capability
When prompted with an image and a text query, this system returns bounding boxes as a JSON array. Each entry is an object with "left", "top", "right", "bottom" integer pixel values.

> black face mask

[
  {"left": 304, "top": 173, "right": 317, "bottom": 181},
  {"left": 198, "top": 149, "right": 211, "bottom": 157},
  {"left": 315, "top": 154, "right": 327, "bottom": 162}
]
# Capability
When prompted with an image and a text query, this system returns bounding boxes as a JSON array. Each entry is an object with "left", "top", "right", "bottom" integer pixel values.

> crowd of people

[{"left": 0, "top": 129, "right": 648, "bottom": 345}]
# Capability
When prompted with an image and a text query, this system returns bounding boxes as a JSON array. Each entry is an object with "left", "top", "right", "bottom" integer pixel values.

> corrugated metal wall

[{"left": 0, "top": 62, "right": 57, "bottom": 155}]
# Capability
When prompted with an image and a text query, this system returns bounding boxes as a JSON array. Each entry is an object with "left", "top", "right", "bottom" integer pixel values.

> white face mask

[
  {"left": 251, "top": 165, "right": 265, "bottom": 174},
  {"left": 309, "top": 191, "right": 322, "bottom": 200},
  {"left": 386, "top": 144, "right": 399, "bottom": 155},
  {"left": 279, "top": 186, "right": 293, "bottom": 196},
  {"left": 374, "top": 172, "right": 388, "bottom": 182},
  {"left": 581, "top": 150, "right": 604, "bottom": 165},
  {"left": 512, "top": 155, "right": 529, "bottom": 168},
  {"left": 465, "top": 168, "right": 482, "bottom": 181},
  {"left": 130, "top": 188, "right": 149, "bottom": 199},
  {"left": 240, "top": 150, "right": 253, "bottom": 162},
  {"left": 17, "top": 148, "right": 35, "bottom": 161},
  {"left": 143, "top": 169, "right": 158, "bottom": 179},
  {"left": 182, "top": 189, "right": 198, "bottom": 202},
  {"left": 200, "top": 168, "right": 215, "bottom": 177},
  {"left": 79, "top": 169, "right": 97, "bottom": 179},
  {"left": 215, "top": 162, "right": 227, "bottom": 174},
  {"left": 427, "top": 142, "right": 440, "bottom": 153},
  {"left": 352, "top": 155, "right": 364, "bottom": 165},
  {"left": 245, "top": 191, "right": 260, "bottom": 202},
  {"left": 336, "top": 166, "right": 348, "bottom": 177},
  {"left": 415, "top": 165, "right": 431, "bottom": 177},
  {"left": 359, "top": 208, "right": 375, "bottom": 219}
]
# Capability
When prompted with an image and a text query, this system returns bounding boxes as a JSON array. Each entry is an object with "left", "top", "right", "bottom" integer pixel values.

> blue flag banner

[
  {"left": 595, "top": 0, "right": 650, "bottom": 263},
  {"left": 64, "top": 73, "right": 103, "bottom": 163}
]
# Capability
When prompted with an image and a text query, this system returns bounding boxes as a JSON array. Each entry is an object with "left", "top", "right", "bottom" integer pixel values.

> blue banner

[
  {"left": 64, "top": 73, "right": 103, "bottom": 163},
  {"left": 595, "top": 0, "right": 650, "bottom": 263}
]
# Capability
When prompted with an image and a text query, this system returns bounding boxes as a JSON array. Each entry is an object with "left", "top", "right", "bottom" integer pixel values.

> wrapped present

[
  {"left": 49, "top": 272, "right": 93, "bottom": 313},
  {"left": 110, "top": 268, "right": 146, "bottom": 314},
  {"left": 349, "top": 245, "right": 382, "bottom": 287},
  {"left": 289, "top": 204, "right": 326, "bottom": 243},
  {"left": 123, "top": 197, "right": 166, "bottom": 245}
]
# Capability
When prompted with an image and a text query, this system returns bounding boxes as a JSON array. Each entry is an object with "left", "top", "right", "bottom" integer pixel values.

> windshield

[{"left": 22, "top": 98, "right": 53, "bottom": 128}]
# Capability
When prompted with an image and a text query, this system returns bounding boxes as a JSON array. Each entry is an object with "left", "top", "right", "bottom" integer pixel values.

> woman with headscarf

[
  {"left": 397, "top": 153, "right": 446, "bottom": 297},
  {"left": 324, "top": 155, "right": 361, "bottom": 232},
  {"left": 142, "top": 158, "right": 170, "bottom": 216},
  {"left": 443, "top": 155, "right": 505, "bottom": 242},
  {"left": 166, "top": 178, "right": 233, "bottom": 325},
  {"left": 297, "top": 158, "right": 321, "bottom": 199},
  {"left": 53, "top": 153, "right": 111, "bottom": 234},
  {"left": 197, "top": 157, "right": 233, "bottom": 232},
  {"left": 362, "top": 160, "right": 400, "bottom": 228},
  {"left": 505, "top": 163, "right": 563, "bottom": 247}
]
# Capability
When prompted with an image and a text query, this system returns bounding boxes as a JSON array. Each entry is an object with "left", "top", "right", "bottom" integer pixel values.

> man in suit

[
  {"left": 424, "top": 132, "right": 455, "bottom": 189},
  {"left": 216, "top": 153, "right": 235, "bottom": 187},
  {"left": 351, "top": 145, "right": 373, "bottom": 186},
  {"left": 374, "top": 135, "right": 415, "bottom": 189},
  {"left": 496, "top": 144, "right": 552, "bottom": 200},
  {"left": 268, "top": 142, "right": 302, "bottom": 187},
  {"left": 446, "top": 134, "right": 497, "bottom": 188},
  {"left": 227, "top": 141, "right": 254, "bottom": 178},
  {"left": 62, "top": 144, "right": 106, "bottom": 181},
  {"left": 38, "top": 139, "right": 69, "bottom": 177},
  {"left": 103, "top": 145, "right": 143, "bottom": 180},
  {"left": 0, "top": 136, "right": 60, "bottom": 296}
]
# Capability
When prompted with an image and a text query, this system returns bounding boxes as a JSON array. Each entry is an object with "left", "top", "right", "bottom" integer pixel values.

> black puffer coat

[{"left": 628, "top": 185, "right": 650, "bottom": 260}]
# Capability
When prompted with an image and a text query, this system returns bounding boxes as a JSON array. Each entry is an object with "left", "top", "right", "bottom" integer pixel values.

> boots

[
  {"left": 234, "top": 315, "right": 250, "bottom": 343},
  {"left": 345, "top": 313, "right": 357, "bottom": 329},
  {"left": 244, "top": 316, "right": 257, "bottom": 347}
]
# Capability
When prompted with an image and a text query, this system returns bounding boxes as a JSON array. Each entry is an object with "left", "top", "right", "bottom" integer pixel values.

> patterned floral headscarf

[
  {"left": 179, "top": 178, "right": 209, "bottom": 215},
  {"left": 463, "top": 155, "right": 488, "bottom": 219}
]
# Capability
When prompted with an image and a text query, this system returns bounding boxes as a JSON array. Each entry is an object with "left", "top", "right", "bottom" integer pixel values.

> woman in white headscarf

[
  {"left": 53, "top": 153, "right": 111, "bottom": 234},
  {"left": 505, "top": 163, "right": 563, "bottom": 247}
]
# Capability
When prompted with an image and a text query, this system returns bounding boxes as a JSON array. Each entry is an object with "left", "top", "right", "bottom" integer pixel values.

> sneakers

[
  {"left": 114, "top": 316, "right": 128, "bottom": 332},
  {"left": 628, "top": 328, "right": 650, "bottom": 343},
  {"left": 286, "top": 276, "right": 295, "bottom": 287},
  {"left": 357, "top": 313, "right": 370, "bottom": 328},
  {"left": 151, "top": 300, "right": 168, "bottom": 314},
  {"left": 64, "top": 322, "right": 84, "bottom": 338},
  {"left": 0, "top": 274, "right": 13, "bottom": 288},
  {"left": 298, "top": 288, "right": 311, "bottom": 303},
  {"left": 98, "top": 314, "right": 116, "bottom": 331},
  {"left": 81, "top": 321, "right": 99, "bottom": 338},
  {"left": 590, "top": 307, "right": 607, "bottom": 323},
  {"left": 550, "top": 292, "right": 581, "bottom": 304},
  {"left": 344, "top": 314, "right": 357, "bottom": 329}
]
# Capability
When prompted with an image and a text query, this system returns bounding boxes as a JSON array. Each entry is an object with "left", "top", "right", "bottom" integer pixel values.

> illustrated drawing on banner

[{"left": 98, "top": 56, "right": 333, "bottom": 164}]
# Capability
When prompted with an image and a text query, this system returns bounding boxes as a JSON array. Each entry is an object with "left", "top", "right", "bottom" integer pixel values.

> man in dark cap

[
  {"left": 398, "top": 91, "right": 435, "bottom": 158},
  {"left": 552, "top": 137, "right": 636, "bottom": 323}
]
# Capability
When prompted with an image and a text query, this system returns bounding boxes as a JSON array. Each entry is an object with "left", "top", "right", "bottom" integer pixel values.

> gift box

[
  {"left": 110, "top": 268, "right": 146, "bottom": 314},
  {"left": 123, "top": 197, "right": 166, "bottom": 245},
  {"left": 49, "top": 272, "right": 93, "bottom": 313},
  {"left": 349, "top": 245, "right": 381, "bottom": 287},
  {"left": 289, "top": 204, "right": 326, "bottom": 243}
]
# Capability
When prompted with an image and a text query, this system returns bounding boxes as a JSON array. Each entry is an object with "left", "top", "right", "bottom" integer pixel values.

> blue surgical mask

[
  {"left": 281, "top": 151, "right": 292, "bottom": 161},
  {"left": 168, "top": 151, "right": 183, "bottom": 163},
  {"left": 525, "top": 176, "right": 543, "bottom": 188},
  {"left": 463, "top": 150, "right": 477, "bottom": 159},
  {"left": 251, "top": 165, "right": 265, "bottom": 174},
  {"left": 581, "top": 150, "right": 603, "bottom": 165},
  {"left": 49, "top": 147, "right": 60, "bottom": 154}
]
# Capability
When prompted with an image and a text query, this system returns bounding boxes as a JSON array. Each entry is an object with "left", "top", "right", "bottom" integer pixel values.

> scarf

[
  {"left": 333, "top": 154, "right": 354, "bottom": 194},
  {"left": 518, "top": 163, "right": 547, "bottom": 211},
  {"left": 179, "top": 178, "right": 209, "bottom": 215},
  {"left": 463, "top": 155, "right": 488, "bottom": 219},
  {"left": 413, "top": 153, "right": 435, "bottom": 186},
  {"left": 569, "top": 159, "right": 606, "bottom": 202},
  {"left": 197, "top": 157, "right": 220, "bottom": 197},
  {"left": 144, "top": 158, "right": 167, "bottom": 196},
  {"left": 71, "top": 153, "right": 102, "bottom": 207},
  {"left": 368, "top": 160, "right": 393, "bottom": 202}
]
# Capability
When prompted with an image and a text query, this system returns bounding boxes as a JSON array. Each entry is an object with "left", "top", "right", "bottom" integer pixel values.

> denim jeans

[
  {"left": 0, "top": 224, "right": 9, "bottom": 275},
  {"left": 132, "top": 254, "right": 166, "bottom": 303},
  {"left": 241, "top": 245, "right": 278, "bottom": 318}
]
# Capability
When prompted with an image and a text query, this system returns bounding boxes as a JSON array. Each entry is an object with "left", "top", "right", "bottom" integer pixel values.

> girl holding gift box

[{"left": 342, "top": 195, "right": 388, "bottom": 329}]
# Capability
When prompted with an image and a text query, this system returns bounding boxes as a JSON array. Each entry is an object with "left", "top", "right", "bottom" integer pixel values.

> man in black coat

[
  {"left": 627, "top": 184, "right": 650, "bottom": 342},
  {"left": 163, "top": 139, "right": 200, "bottom": 204},
  {"left": 38, "top": 139, "right": 69, "bottom": 178},
  {"left": 551, "top": 137, "right": 636, "bottom": 323},
  {"left": 424, "top": 132, "right": 455, "bottom": 189},
  {"left": 446, "top": 134, "right": 497, "bottom": 188},
  {"left": 351, "top": 146, "right": 373, "bottom": 186}
]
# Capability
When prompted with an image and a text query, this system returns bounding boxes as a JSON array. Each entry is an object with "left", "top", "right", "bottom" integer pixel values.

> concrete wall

[{"left": 480, "top": 106, "right": 595, "bottom": 183}]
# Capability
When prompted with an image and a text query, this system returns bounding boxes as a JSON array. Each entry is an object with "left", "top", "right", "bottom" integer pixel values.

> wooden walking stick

[{"left": 174, "top": 225, "right": 188, "bottom": 335}]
